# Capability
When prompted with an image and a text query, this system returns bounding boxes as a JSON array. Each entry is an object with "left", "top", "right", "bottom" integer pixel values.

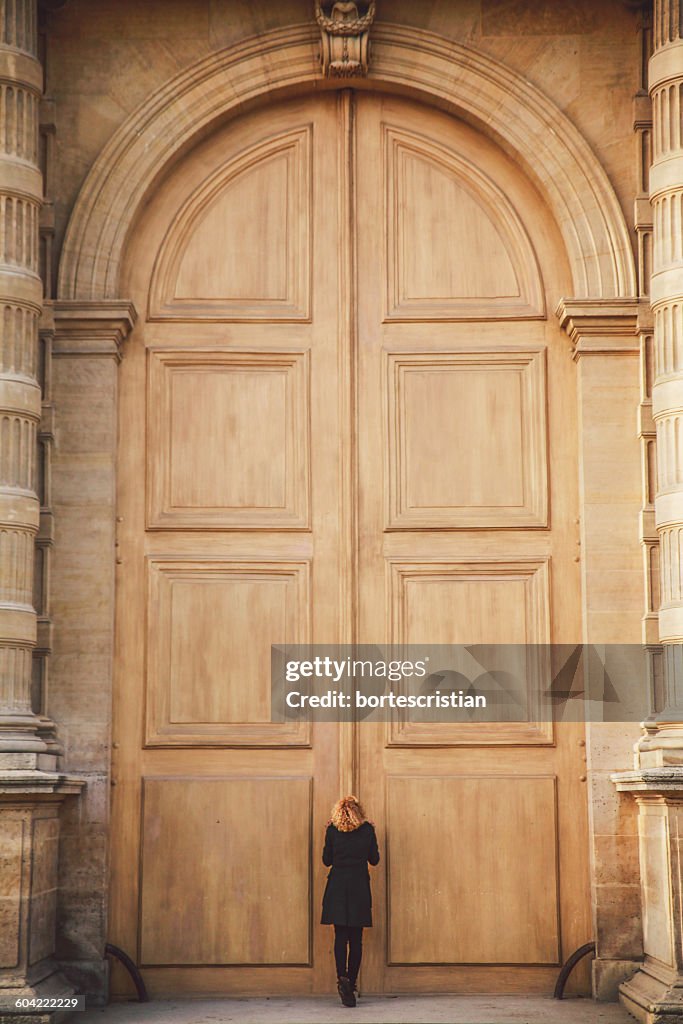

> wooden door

[
  {"left": 111, "top": 88, "right": 591, "bottom": 997},
  {"left": 354, "top": 93, "right": 591, "bottom": 993},
  {"left": 112, "top": 93, "right": 349, "bottom": 996}
]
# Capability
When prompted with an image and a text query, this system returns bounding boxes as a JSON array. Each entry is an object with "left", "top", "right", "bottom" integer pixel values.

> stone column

[
  {"left": 638, "top": 0, "right": 683, "bottom": 753},
  {"left": 0, "top": 2, "right": 84, "bottom": 1018},
  {"left": 0, "top": 0, "right": 47, "bottom": 763},
  {"left": 613, "top": 4, "right": 683, "bottom": 1021}
]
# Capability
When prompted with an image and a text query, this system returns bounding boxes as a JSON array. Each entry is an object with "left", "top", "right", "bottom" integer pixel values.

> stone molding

[
  {"left": 649, "top": 40, "right": 683, "bottom": 93},
  {"left": 556, "top": 298, "right": 641, "bottom": 357},
  {"left": 613, "top": 766, "right": 683, "bottom": 791},
  {"left": 56, "top": 23, "right": 636, "bottom": 303},
  {"left": 51, "top": 300, "right": 137, "bottom": 360},
  {"left": 0, "top": 50, "right": 42, "bottom": 92},
  {"left": 0, "top": 769, "right": 86, "bottom": 797},
  {"left": 0, "top": 268, "right": 43, "bottom": 309}
]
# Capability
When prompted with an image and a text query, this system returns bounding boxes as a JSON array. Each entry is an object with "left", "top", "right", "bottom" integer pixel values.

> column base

[
  {"left": 612, "top": 768, "right": 683, "bottom": 1023},
  {"left": 592, "top": 957, "right": 641, "bottom": 1000},
  {"left": 57, "top": 959, "right": 108, "bottom": 1008},
  {"left": 0, "top": 775, "right": 86, "bottom": 1024},
  {"left": 0, "top": 718, "right": 49, "bottom": 758},
  {"left": 620, "top": 963, "right": 683, "bottom": 1023},
  {"left": 0, "top": 961, "right": 81, "bottom": 1023},
  {"left": 637, "top": 723, "right": 683, "bottom": 767}
]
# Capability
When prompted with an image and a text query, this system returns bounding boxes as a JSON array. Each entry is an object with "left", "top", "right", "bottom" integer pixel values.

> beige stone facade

[{"left": 3, "top": 0, "right": 683, "bottom": 1020}]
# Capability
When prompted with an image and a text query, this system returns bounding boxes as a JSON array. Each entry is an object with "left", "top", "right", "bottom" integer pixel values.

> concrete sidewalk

[{"left": 79, "top": 995, "right": 635, "bottom": 1024}]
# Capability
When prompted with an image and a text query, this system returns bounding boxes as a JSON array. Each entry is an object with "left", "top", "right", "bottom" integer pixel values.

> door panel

[
  {"left": 149, "top": 126, "right": 311, "bottom": 320},
  {"left": 144, "top": 557, "right": 310, "bottom": 746},
  {"left": 354, "top": 93, "right": 590, "bottom": 993},
  {"left": 111, "top": 89, "right": 590, "bottom": 997},
  {"left": 386, "top": 775, "right": 559, "bottom": 965},
  {"left": 385, "top": 558, "right": 553, "bottom": 747},
  {"left": 385, "top": 347, "right": 548, "bottom": 528},
  {"left": 139, "top": 776, "right": 312, "bottom": 965},
  {"left": 146, "top": 347, "right": 311, "bottom": 530},
  {"left": 383, "top": 124, "right": 545, "bottom": 320}
]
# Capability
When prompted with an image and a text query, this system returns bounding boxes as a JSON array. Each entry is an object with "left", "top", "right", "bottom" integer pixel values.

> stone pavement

[{"left": 78, "top": 995, "right": 635, "bottom": 1024}]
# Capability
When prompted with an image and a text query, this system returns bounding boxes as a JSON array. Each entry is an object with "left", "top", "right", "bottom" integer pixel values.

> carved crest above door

[{"left": 315, "top": 1, "right": 375, "bottom": 77}]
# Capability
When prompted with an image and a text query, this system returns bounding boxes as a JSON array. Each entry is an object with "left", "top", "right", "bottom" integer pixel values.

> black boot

[{"left": 337, "top": 975, "right": 356, "bottom": 1007}]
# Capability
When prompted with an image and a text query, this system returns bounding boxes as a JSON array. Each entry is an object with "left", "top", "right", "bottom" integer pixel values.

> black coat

[{"left": 320, "top": 821, "right": 380, "bottom": 927}]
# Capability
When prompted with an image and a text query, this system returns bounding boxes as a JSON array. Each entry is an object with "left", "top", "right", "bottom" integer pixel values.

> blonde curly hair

[{"left": 331, "top": 795, "right": 367, "bottom": 832}]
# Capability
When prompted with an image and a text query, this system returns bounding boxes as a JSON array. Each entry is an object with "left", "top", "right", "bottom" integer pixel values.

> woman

[{"left": 321, "top": 795, "right": 380, "bottom": 1008}]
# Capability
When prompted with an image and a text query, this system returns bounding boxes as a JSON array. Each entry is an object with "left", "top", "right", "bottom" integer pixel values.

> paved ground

[{"left": 79, "top": 995, "right": 635, "bottom": 1024}]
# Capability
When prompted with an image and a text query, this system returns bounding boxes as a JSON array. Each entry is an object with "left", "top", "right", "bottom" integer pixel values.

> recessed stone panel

[
  {"left": 29, "top": 816, "right": 59, "bottom": 966},
  {"left": 0, "top": 816, "right": 23, "bottom": 969}
]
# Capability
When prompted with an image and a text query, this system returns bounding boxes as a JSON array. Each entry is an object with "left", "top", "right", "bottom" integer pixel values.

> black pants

[{"left": 334, "top": 925, "right": 363, "bottom": 986}]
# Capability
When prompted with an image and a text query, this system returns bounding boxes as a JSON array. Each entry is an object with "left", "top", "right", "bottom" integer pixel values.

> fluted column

[
  {"left": 0, "top": 3, "right": 85, "bottom": 1016},
  {"left": 613, "top": 5, "right": 683, "bottom": 1021},
  {"left": 638, "top": 0, "right": 683, "bottom": 760},
  {"left": 0, "top": 0, "right": 47, "bottom": 761}
]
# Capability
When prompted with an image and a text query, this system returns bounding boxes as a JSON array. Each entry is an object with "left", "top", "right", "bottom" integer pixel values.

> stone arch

[{"left": 57, "top": 22, "right": 636, "bottom": 302}]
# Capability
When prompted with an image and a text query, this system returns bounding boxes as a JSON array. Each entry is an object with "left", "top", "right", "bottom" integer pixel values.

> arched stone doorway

[{"left": 55, "top": 25, "right": 637, "bottom": 998}]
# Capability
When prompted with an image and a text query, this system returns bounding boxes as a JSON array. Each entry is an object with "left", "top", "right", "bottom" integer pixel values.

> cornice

[
  {"left": 50, "top": 299, "right": 137, "bottom": 360},
  {"left": 556, "top": 297, "right": 641, "bottom": 358},
  {"left": 612, "top": 766, "right": 683, "bottom": 794},
  {"left": 0, "top": 769, "right": 86, "bottom": 798}
]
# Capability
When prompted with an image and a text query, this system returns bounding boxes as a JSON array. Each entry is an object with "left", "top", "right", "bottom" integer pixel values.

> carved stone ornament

[{"left": 315, "top": 1, "right": 376, "bottom": 77}]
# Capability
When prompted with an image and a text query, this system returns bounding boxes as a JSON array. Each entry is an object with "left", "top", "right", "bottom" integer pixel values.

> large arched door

[{"left": 111, "top": 89, "right": 590, "bottom": 997}]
